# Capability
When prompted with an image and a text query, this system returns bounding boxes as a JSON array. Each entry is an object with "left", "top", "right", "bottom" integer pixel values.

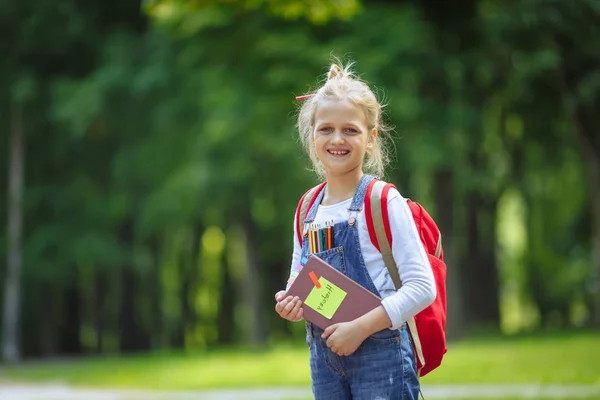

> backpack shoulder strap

[
  {"left": 295, "top": 182, "right": 327, "bottom": 246},
  {"left": 364, "top": 179, "right": 401, "bottom": 289}
]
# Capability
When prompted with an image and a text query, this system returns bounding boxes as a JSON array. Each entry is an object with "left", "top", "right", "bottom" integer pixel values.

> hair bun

[{"left": 327, "top": 64, "right": 345, "bottom": 80}]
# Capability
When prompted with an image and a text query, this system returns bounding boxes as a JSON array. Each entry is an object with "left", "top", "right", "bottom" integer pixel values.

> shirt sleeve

[
  {"left": 380, "top": 190, "right": 437, "bottom": 330},
  {"left": 286, "top": 212, "right": 302, "bottom": 291}
]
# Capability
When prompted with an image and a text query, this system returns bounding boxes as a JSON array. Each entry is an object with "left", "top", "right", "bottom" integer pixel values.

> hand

[
  {"left": 275, "top": 290, "right": 304, "bottom": 322},
  {"left": 321, "top": 320, "right": 369, "bottom": 356}
]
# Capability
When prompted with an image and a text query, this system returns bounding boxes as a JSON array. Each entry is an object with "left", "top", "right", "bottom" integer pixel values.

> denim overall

[{"left": 302, "top": 175, "right": 420, "bottom": 400}]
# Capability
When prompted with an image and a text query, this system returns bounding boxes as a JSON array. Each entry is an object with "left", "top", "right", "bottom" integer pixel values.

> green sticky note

[{"left": 304, "top": 277, "right": 347, "bottom": 319}]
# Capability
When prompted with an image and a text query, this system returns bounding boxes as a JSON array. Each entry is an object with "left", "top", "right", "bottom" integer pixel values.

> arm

[
  {"left": 275, "top": 213, "right": 304, "bottom": 322},
  {"left": 379, "top": 193, "right": 437, "bottom": 330},
  {"left": 286, "top": 212, "right": 302, "bottom": 291}
]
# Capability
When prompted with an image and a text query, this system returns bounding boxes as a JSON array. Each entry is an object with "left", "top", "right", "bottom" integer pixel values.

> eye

[
  {"left": 319, "top": 126, "right": 333, "bottom": 134},
  {"left": 344, "top": 127, "right": 359, "bottom": 135}
]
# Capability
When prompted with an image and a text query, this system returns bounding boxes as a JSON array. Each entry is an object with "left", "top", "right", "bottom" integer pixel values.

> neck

[{"left": 323, "top": 168, "right": 364, "bottom": 205}]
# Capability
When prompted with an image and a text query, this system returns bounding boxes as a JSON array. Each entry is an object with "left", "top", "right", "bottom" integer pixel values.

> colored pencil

[{"left": 319, "top": 228, "right": 324, "bottom": 252}]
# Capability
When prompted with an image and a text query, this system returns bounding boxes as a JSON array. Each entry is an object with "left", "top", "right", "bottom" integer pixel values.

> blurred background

[{"left": 1, "top": 0, "right": 599, "bottom": 398}]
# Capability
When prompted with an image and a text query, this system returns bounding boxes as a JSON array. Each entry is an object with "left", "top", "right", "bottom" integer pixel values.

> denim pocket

[
  {"left": 311, "top": 247, "right": 346, "bottom": 274},
  {"left": 368, "top": 327, "right": 401, "bottom": 343}
]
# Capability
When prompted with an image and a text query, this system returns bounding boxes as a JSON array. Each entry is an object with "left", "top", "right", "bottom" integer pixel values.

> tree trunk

[
  {"left": 242, "top": 218, "right": 267, "bottom": 346},
  {"left": 118, "top": 221, "right": 149, "bottom": 352},
  {"left": 3, "top": 104, "right": 24, "bottom": 363},
  {"left": 175, "top": 227, "right": 201, "bottom": 349},
  {"left": 147, "top": 236, "right": 162, "bottom": 349},
  {"left": 217, "top": 251, "right": 235, "bottom": 345},
  {"left": 586, "top": 157, "right": 600, "bottom": 327},
  {"left": 478, "top": 196, "right": 501, "bottom": 326},
  {"left": 556, "top": 33, "right": 600, "bottom": 327},
  {"left": 571, "top": 109, "right": 600, "bottom": 327},
  {"left": 94, "top": 270, "right": 107, "bottom": 353},
  {"left": 119, "top": 267, "right": 150, "bottom": 352},
  {"left": 434, "top": 169, "right": 465, "bottom": 340},
  {"left": 463, "top": 190, "right": 501, "bottom": 329},
  {"left": 174, "top": 276, "right": 189, "bottom": 348},
  {"left": 38, "top": 288, "right": 59, "bottom": 357},
  {"left": 59, "top": 279, "right": 82, "bottom": 354}
]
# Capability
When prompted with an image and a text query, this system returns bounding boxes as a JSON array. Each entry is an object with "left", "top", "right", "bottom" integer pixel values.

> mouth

[{"left": 327, "top": 149, "right": 350, "bottom": 157}]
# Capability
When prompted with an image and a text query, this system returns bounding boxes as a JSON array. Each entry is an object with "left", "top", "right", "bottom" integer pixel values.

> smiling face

[{"left": 312, "top": 99, "right": 374, "bottom": 179}]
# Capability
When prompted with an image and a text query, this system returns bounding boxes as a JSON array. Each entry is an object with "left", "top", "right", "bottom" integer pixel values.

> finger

[
  {"left": 293, "top": 307, "right": 304, "bottom": 321},
  {"left": 322, "top": 324, "right": 337, "bottom": 339},
  {"left": 289, "top": 300, "right": 303, "bottom": 320},
  {"left": 289, "top": 306, "right": 304, "bottom": 322},
  {"left": 275, "top": 298, "right": 287, "bottom": 313},
  {"left": 275, "top": 296, "right": 292, "bottom": 314},
  {"left": 284, "top": 297, "right": 299, "bottom": 313},
  {"left": 291, "top": 298, "right": 302, "bottom": 313},
  {"left": 275, "top": 303, "right": 286, "bottom": 315},
  {"left": 282, "top": 298, "right": 299, "bottom": 318}
]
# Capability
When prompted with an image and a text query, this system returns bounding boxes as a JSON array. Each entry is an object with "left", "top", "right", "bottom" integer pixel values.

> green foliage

[
  {"left": 144, "top": 0, "right": 360, "bottom": 34},
  {"left": 1, "top": 0, "right": 599, "bottom": 359}
]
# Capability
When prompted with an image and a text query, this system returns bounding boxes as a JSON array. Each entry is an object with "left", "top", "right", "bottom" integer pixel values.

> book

[{"left": 285, "top": 255, "right": 382, "bottom": 330}]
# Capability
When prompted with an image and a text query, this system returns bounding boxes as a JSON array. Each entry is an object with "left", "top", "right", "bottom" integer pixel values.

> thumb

[
  {"left": 275, "top": 290, "right": 286, "bottom": 302},
  {"left": 321, "top": 324, "right": 338, "bottom": 339}
]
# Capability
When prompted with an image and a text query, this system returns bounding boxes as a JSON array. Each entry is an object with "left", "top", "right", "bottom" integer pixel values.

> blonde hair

[{"left": 297, "top": 61, "right": 392, "bottom": 179}]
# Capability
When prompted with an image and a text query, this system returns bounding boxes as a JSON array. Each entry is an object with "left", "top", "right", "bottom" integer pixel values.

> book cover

[{"left": 285, "top": 255, "right": 382, "bottom": 330}]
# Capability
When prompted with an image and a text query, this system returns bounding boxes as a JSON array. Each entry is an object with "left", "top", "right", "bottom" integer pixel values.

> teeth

[{"left": 329, "top": 150, "right": 348, "bottom": 155}]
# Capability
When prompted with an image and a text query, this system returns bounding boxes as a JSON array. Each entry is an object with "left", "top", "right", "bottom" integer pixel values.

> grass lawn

[{"left": 0, "top": 331, "right": 598, "bottom": 390}]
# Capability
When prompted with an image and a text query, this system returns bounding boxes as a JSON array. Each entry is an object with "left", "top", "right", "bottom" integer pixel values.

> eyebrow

[{"left": 316, "top": 122, "right": 363, "bottom": 129}]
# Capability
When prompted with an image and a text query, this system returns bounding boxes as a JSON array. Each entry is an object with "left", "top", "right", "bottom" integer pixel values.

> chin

[{"left": 324, "top": 166, "right": 361, "bottom": 177}]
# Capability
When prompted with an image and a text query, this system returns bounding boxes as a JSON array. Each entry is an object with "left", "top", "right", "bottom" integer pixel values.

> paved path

[{"left": 1, "top": 383, "right": 599, "bottom": 399}]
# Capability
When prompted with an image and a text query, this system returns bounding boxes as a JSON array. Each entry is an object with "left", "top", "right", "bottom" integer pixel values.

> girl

[{"left": 275, "top": 62, "right": 436, "bottom": 400}]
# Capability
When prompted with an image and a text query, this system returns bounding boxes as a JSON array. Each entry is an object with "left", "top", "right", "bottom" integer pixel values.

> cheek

[
  {"left": 313, "top": 134, "right": 326, "bottom": 147},
  {"left": 312, "top": 131, "right": 322, "bottom": 146},
  {"left": 355, "top": 136, "right": 370, "bottom": 151}
]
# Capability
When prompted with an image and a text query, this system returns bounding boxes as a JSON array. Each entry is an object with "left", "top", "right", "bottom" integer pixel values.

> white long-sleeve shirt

[{"left": 287, "top": 187, "right": 436, "bottom": 330}]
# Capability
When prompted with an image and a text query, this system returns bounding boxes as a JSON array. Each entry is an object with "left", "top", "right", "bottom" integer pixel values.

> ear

[{"left": 366, "top": 128, "right": 377, "bottom": 150}]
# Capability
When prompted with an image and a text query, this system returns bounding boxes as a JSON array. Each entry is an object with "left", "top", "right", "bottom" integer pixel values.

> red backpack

[{"left": 295, "top": 178, "right": 447, "bottom": 377}]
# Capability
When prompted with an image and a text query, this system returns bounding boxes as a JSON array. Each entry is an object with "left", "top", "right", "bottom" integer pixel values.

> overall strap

[{"left": 348, "top": 174, "right": 376, "bottom": 212}]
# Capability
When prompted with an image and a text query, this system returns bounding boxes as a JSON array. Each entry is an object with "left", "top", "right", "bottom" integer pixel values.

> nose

[{"left": 330, "top": 129, "right": 345, "bottom": 144}]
